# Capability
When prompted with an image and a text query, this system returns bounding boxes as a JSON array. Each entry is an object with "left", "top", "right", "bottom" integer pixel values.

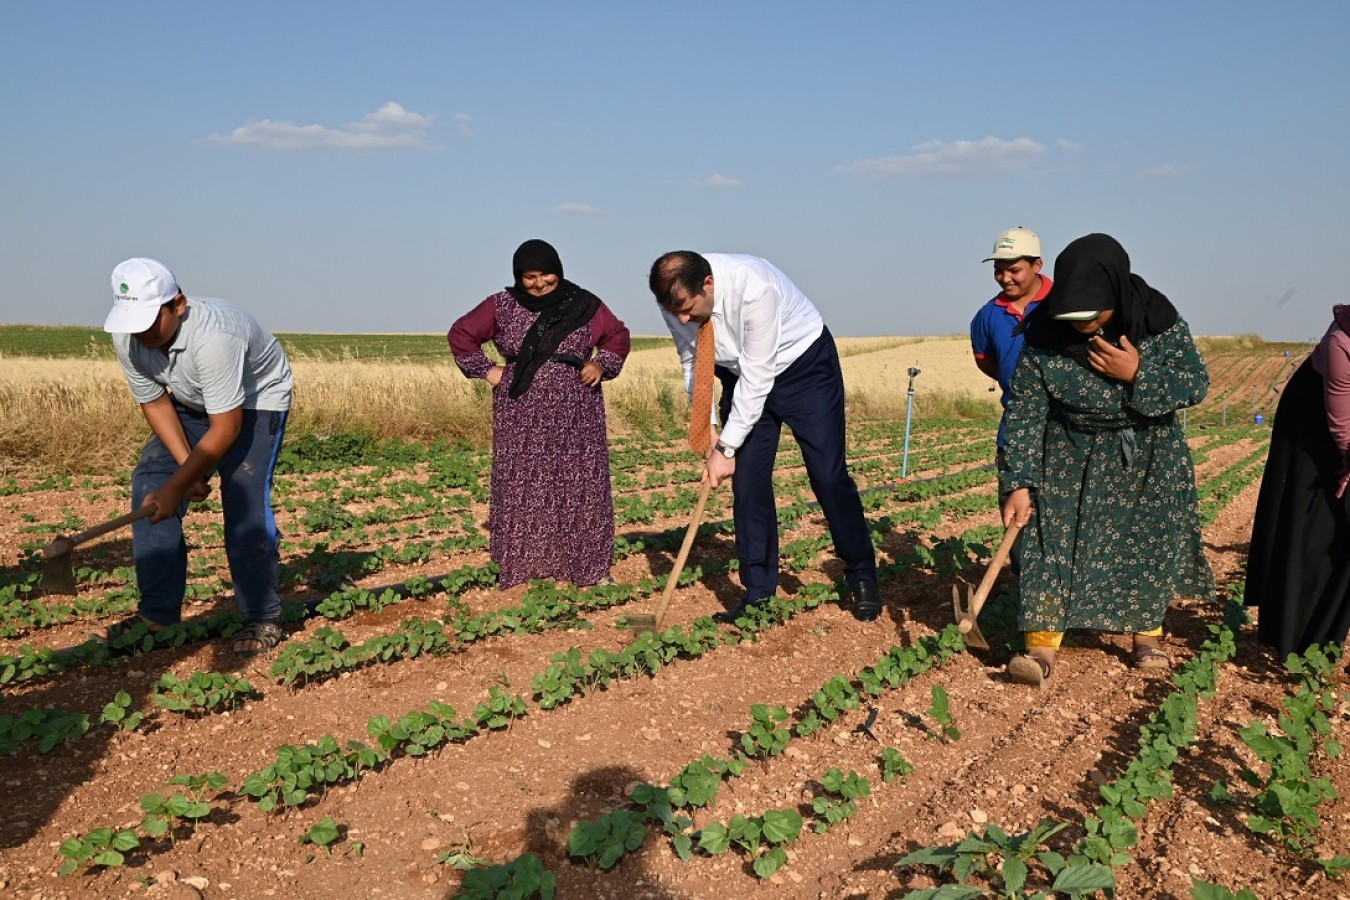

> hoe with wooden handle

[
  {"left": 41, "top": 504, "right": 157, "bottom": 595},
  {"left": 951, "top": 522, "right": 1021, "bottom": 651},
  {"left": 625, "top": 478, "right": 713, "bottom": 632}
]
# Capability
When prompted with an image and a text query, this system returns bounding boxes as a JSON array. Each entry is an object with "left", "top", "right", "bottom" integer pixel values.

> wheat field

[{"left": 0, "top": 339, "right": 998, "bottom": 477}]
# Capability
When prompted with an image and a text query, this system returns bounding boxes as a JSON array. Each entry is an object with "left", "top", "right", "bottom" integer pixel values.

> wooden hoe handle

[
  {"left": 42, "top": 505, "right": 157, "bottom": 558},
  {"left": 960, "top": 523, "right": 1021, "bottom": 632},
  {"left": 650, "top": 478, "right": 714, "bottom": 629}
]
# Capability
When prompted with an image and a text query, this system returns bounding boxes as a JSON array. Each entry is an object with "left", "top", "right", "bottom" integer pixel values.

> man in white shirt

[
  {"left": 99, "top": 257, "right": 293, "bottom": 655},
  {"left": 650, "top": 251, "right": 880, "bottom": 622}
]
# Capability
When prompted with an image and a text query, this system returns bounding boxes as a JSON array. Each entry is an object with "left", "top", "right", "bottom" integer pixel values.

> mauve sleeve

[
  {"left": 1323, "top": 330, "right": 1350, "bottom": 458},
  {"left": 448, "top": 296, "right": 497, "bottom": 379},
  {"left": 591, "top": 302, "right": 630, "bottom": 380}
]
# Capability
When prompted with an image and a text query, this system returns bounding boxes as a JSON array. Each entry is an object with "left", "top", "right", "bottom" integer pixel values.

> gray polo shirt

[{"left": 113, "top": 296, "right": 293, "bottom": 414}]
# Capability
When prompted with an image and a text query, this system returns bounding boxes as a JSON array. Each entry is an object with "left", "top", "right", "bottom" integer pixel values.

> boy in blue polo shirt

[{"left": 970, "top": 227, "right": 1052, "bottom": 571}]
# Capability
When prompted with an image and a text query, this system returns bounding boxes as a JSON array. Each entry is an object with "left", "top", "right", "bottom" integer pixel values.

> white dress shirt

[{"left": 661, "top": 254, "right": 824, "bottom": 449}]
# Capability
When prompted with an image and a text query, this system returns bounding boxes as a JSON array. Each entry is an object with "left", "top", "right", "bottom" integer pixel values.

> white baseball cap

[
  {"left": 105, "top": 258, "right": 180, "bottom": 333},
  {"left": 983, "top": 227, "right": 1042, "bottom": 262}
]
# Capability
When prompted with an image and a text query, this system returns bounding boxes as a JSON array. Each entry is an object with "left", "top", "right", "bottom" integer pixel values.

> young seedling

[
  {"left": 566, "top": 808, "right": 646, "bottom": 870},
  {"left": 435, "top": 832, "right": 489, "bottom": 870},
  {"left": 810, "top": 768, "right": 871, "bottom": 833},
  {"left": 457, "top": 853, "right": 556, "bottom": 900},
  {"left": 880, "top": 747, "right": 914, "bottom": 784},
  {"left": 897, "top": 819, "right": 1115, "bottom": 897},
  {"left": 740, "top": 704, "right": 791, "bottom": 761},
  {"left": 99, "top": 691, "right": 145, "bottom": 732},
  {"left": 57, "top": 827, "right": 140, "bottom": 875},
  {"left": 925, "top": 684, "right": 961, "bottom": 742},
  {"left": 300, "top": 817, "right": 342, "bottom": 858}
]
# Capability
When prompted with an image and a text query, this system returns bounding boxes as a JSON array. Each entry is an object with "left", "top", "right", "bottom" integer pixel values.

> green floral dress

[{"left": 1003, "top": 318, "right": 1215, "bottom": 633}]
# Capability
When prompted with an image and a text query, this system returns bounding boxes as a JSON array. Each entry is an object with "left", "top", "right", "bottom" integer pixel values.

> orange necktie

[{"left": 689, "top": 318, "right": 715, "bottom": 455}]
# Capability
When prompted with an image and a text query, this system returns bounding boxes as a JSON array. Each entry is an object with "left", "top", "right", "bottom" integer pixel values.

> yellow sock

[{"left": 1025, "top": 631, "right": 1063, "bottom": 650}]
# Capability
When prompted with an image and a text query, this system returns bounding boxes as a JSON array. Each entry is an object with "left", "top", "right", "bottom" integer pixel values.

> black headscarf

[
  {"left": 1020, "top": 233, "right": 1178, "bottom": 368},
  {"left": 503, "top": 239, "right": 601, "bottom": 399}
]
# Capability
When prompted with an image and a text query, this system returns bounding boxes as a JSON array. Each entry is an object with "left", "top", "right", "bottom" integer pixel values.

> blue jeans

[{"left": 131, "top": 404, "right": 287, "bottom": 626}]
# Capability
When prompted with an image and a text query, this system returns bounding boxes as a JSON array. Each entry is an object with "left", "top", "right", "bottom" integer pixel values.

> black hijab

[
  {"left": 1021, "top": 233, "right": 1178, "bottom": 368},
  {"left": 504, "top": 239, "right": 601, "bottom": 399}
]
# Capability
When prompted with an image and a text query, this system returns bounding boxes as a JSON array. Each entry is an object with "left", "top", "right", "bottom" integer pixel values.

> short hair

[{"left": 649, "top": 251, "right": 712, "bottom": 310}]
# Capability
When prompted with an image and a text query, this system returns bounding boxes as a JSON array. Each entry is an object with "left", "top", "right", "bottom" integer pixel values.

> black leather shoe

[
  {"left": 852, "top": 581, "right": 882, "bottom": 621},
  {"left": 712, "top": 599, "right": 764, "bottom": 624}
]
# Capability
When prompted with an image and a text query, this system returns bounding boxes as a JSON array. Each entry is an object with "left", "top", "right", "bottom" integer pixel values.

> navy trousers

[
  {"left": 716, "top": 327, "right": 876, "bottom": 604},
  {"left": 131, "top": 403, "right": 288, "bottom": 626}
]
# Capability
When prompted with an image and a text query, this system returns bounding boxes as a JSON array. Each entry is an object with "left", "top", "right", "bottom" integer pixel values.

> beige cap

[{"left": 984, "top": 227, "right": 1041, "bottom": 262}]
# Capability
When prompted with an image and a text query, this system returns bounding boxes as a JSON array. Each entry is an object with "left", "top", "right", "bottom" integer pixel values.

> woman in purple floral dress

[{"left": 448, "top": 240, "right": 630, "bottom": 587}]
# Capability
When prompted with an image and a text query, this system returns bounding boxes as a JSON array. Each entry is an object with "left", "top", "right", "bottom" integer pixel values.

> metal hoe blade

[
  {"left": 41, "top": 536, "right": 79, "bottom": 596},
  {"left": 951, "top": 523, "right": 1021, "bottom": 652},
  {"left": 38, "top": 505, "right": 157, "bottom": 596}
]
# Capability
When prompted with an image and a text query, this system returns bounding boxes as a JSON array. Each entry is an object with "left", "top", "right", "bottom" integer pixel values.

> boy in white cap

[
  {"left": 100, "top": 258, "right": 293, "bottom": 654},
  {"left": 969, "top": 227, "right": 1052, "bottom": 572}
]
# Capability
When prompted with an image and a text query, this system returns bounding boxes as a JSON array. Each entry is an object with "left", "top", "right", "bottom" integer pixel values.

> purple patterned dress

[{"left": 449, "top": 291, "right": 630, "bottom": 587}]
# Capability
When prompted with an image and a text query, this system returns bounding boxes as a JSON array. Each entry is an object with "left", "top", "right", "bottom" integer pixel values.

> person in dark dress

[
  {"left": 448, "top": 240, "right": 630, "bottom": 587},
  {"left": 1000, "top": 233, "right": 1214, "bottom": 688},
  {"left": 1245, "top": 305, "right": 1350, "bottom": 660}
]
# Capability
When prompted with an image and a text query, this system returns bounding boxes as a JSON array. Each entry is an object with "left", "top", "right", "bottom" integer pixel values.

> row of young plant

[
  {"left": 49, "top": 578, "right": 844, "bottom": 875},
  {"left": 1195, "top": 445, "right": 1270, "bottom": 528},
  {"left": 1, "top": 450, "right": 995, "bottom": 701},
  {"left": 45, "top": 495, "right": 989, "bottom": 879},
  {"left": 447, "top": 628, "right": 968, "bottom": 899},
  {"left": 894, "top": 597, "right": 1349, "bottom": 898},
  {"left": 0, "top": 419, "right": 971, "bottom": 639}
]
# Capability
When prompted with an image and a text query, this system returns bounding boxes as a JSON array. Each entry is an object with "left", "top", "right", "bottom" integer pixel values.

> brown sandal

[
  {"left": 89, "top": 614, "right": 161, "bottom": 647},
  {"left": 1008, "top": 653, "right": 1052, "bottom": 690},
  {"left": 231, "top": 621, "right": 285, "bottom": 656},
  {"left": 1131, "top": 644, "right": 1171, "bottom": 670}
]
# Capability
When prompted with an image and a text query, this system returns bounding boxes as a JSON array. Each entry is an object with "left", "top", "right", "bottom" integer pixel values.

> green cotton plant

[
  {"left": 810, "top": 768, "right": 871, "bottom": 833},
  {"left": 740, "top": 704, "right": 791, "bottom": 760},
  {"left": 896, "top": 820, "right": 1115, "bottom": 899},
  {"left": 1239, "top": 643, "right": 1344, "bottom": 859},
  {"left": 566, "top": 808, "right": 647, "bottom": 870},
  {"left": 881, "top": 747, "right": 914, "bottom": 784},
  {"left": 457, "top": 852, "right": 556, "bottom": 900},
  {"left": 925, "top": 684, "right": 961, "bottom": 742},
  {"left": 1189, "top": 879, "right": 1260, "bottom": 900},
  {"left": 696, "top": 809, "right": 803, "bottom": 879},
  {"left": 140, "top": 773, "right": 223, "bottom": 841},
  {"left": 300, "top": 817, "right": 342, "bottom": 857},
  {"left": 0, "top": 707, "right": 91, "bottom": 755},
  {"left": 57, "top": 827, "right": 140, "bottom": 875},
  {"left": 99, "top": 690, "right": 145, "bottom": 731},
  {"left": 153, "top": 671, "right": 261, "bottom": 715}
]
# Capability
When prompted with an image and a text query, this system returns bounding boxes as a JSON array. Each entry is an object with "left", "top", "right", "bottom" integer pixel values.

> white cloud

[
  {"left": 206, "top": 102, "right": 439, "bottom": 150},
  {"left": 451, "top": 112, "right": 475, "bottom": 138},
  {"left": 691, "top": 173, "right": 742, "bottom": 189},
  {"left": 549, "top": 202, "right": 604, "bottom": 215},
  {"left": 1056, "top": 138, "right": 1085, "bottom": 154},
  {"left": 837, "top": 137, "right": 1046, "bottom": 177},
  {"left": 1142, "top": 164, "right": 1184, "bottom": 177}
]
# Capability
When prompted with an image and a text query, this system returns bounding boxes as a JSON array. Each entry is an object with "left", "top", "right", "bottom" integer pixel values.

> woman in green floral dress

[{"left": 1000, "top": 233, "right": 1214, "bottom": 688}]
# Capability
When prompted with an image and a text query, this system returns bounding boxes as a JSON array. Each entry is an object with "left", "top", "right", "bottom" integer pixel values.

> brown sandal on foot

[
  {"left": 1008, "top": 653, "right": 1052, "bottom": 690},
  {"left": 1131, "top": 644, "right": 1171, "bottom": 670},
  {"left": 89, "top": 614, "right": 161, "bottom": 647}
]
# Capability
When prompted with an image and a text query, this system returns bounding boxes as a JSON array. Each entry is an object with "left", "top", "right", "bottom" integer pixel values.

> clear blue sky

[{"left": 1, "top": 2, "right": 1346, "bottom": 340}]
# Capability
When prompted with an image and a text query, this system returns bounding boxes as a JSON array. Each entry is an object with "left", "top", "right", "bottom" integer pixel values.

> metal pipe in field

[{"left": 900, "top": 366, "right": 920, "bottom": 479}]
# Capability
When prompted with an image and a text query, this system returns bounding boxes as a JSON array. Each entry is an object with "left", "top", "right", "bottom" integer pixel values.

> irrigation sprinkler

[{"left": 900, "top": 366, "right": 921, "bottom": 479}]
